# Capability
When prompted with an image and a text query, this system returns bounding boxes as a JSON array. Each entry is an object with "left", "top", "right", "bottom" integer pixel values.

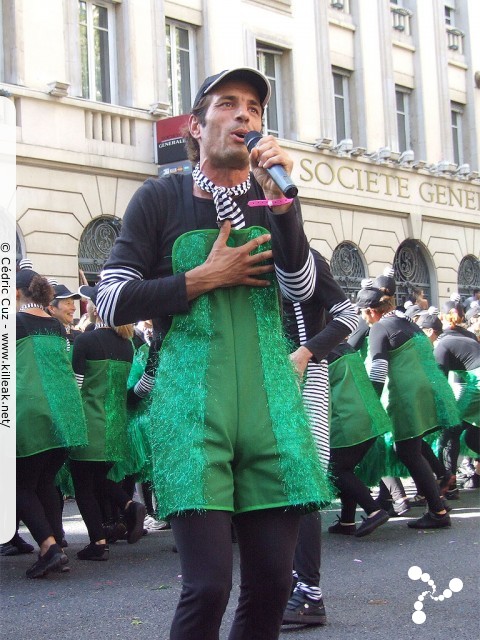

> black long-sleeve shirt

[
  {"left": 434, "top": 327, "right": 480, "bottom": 376},
  {"left": 96, "top": 173, "right": 316, "bottom": 337},
  {"left": 282, "top": 249, "right": 357, "bottom": 361}
]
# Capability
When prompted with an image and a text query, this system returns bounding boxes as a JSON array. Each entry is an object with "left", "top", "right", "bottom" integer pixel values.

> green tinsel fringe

[
  {"left": 31, "top": 334, "right": 87, "bottom": 448},
  {"left": 411, "top": 332, "right": 461, "bottom": 427},
  {"left": 105, "top": 360, "right": 133, "bottom": 480},
  {"left": 248, "top": 228, "right": 334, "bottom": 508},
  {"left": 55, "top": 461, "right": 75, "bottom": 498},
  {"left": 455, "top": 368, "right": 480, "bottom": 426},
  {"left": 149, "top": 232, "right": 212, "bottom": 515}
]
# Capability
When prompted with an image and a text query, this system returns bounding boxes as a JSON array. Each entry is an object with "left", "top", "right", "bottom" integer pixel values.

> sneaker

[
  {"left": 25, "top": 543, "right": 63, "bottom": 578},
  {"left": 463, "top": 474, "right": 480, "bottom": 489},
  {"left": 407, "top": 511, "right": 451, "bottom": 529},
  {"left": 438, "top": 474, "right": 456, "bottom": 497},
  {"left": 328, "top": 517, "right": 356, "bottom": 536},
  {"left": 355, "top": 509, "right": 390, "bottom": 538},
  {"left": 144, "top": 517, "right": 170, "bottom": 531},
  {"left": 124, "top": 501, "right": 146, "bottom": 544},
  {"left": 77, "top": 542, "right": 109, "bottom": 561},
  {"left": 410, "top": 494, "right": 427, "bottom": 507},
  {"left": 1, "top": 534, "right": 35, "bottom": 556},
  {"left": 282, "top": 590, "right": 327, "bottom": 626}
]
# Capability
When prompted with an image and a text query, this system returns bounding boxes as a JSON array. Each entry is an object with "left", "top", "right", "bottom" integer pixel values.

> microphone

[{"left": 244, "top": 131, "right": 298, "bottom": 198}]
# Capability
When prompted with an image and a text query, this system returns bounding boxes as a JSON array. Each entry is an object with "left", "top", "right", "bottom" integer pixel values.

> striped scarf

[{"left": 192, "top": 163, "right": 250, "bottom": 229}]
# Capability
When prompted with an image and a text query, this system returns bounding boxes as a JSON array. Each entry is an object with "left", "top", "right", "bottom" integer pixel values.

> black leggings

[
  {"left": 70, "top": 459, "right": 132, "bottom": 543},
  {"left": 421, "top": 439, "right": 447, "bottom": 479},
  {"left": 293, "top": 511, "right": 321, "bottom": 588},
  {"left": 329, "top": 439, "right": 378, "bottom": 523},
  {"left": 395, "top": 436, "right": 443, "bottom": 512},
  {"left": 438, "top": 424, "right": 465, "bottom": 475},
  {"left": 170, "top": 508, "right": 301, "bottom": 640},
  {"left": 16, "top": 448, "right": 67, "bottom": 547}
]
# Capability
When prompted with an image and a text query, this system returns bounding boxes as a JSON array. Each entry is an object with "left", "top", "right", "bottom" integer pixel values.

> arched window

[
  {"left": 330, "top": 242, "right": 367, "bottom": 301},
  {"left": 393, "top": 240, "right": 433, "bottom": 307},
  {"left": 78, "top": 216, "right": 122, "bottom": 283},
  {"left": 457, "top": 255, "right": 480, "bottom": 298}
]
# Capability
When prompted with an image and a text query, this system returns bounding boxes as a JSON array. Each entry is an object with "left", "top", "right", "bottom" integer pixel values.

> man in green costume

[{"left": 96, "top": 67, "right": 330, "bottom": 640}]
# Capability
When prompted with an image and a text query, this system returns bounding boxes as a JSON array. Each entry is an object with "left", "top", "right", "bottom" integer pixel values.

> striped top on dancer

[{"left": 282, "top": 249, "right": 358, "bottom": 466}]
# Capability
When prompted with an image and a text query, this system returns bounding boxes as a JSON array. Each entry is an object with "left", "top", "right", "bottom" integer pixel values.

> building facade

[{"left": 2, "top": 0, "right": 479, "bottom": 305}]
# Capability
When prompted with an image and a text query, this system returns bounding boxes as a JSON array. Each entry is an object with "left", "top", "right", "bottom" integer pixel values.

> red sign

[{"left": 155, "top": 115, "right": 189, "bottom": 165}]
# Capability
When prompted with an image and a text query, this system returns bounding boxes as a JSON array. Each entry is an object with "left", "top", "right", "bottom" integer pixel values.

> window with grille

[{"left": 78, "top": 216, "right": 122, "bottom": 282}]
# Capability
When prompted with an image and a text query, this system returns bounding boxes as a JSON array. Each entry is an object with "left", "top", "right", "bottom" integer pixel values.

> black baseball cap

[
  {"left": 16, "top": 268, "right": 39, "bottom": 290},
  {"left": 417, "top": 311, "right": 443, "bottom": 333},
  {"left": 53, "top": 284, "right": 81, "bottom": 300},
  {"left": 192, "top": 67, "right": 271, "bottom": 110},
  {"left": 78, "top": 284, "right": 99, "bottom": 305},
  {"left": 355, "top": 287, "right": 384, "bottom": 310}
]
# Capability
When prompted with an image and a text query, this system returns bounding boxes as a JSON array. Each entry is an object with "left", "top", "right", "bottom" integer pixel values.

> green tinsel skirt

[{"left": 148, "top": 228, "right": 333, "bottom": 520}]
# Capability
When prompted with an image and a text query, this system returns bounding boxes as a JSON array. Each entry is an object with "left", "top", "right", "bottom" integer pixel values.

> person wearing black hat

[
  {"left": 349, "top": 270, "right": 412, "bottom": 516},
  {"left": 69, "top": 286, "right": 146, "bottom": 560},
  {"left": 47, "top": 283, "right": 82, "bottom": 344},
  {"left": 15, "top": 267, "right": 87, "bottom": 578},
  {"left": 357, "top": 281, "right": 460, "bottom": 529},
  {"left": 94, "top": 67, "right": 331, "bottom": 639}
]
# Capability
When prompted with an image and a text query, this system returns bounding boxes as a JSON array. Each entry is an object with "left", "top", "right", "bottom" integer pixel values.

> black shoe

[
  {"left": 61, "top": 538, "right": 68, "bottom": 548},
  {"left": 328, "top": 517, "right": 356, "bottom": 535},
  {"left": 444, "top": 488, "right": 460, "bottom": 500},
  {"left": 355, "top": 509, "right": 389, "bottom": 538},
  {"left": 1, "top": 534, "right": 34, "bottom": 556},
  {"left": 25, "top": 544, "right": 63, "bottom": 578},
  {"left": 407, "top": 511, "right": 451, "bottom": 529},
  {"left": 104, "top": 520, "right": 127, "bottom": 544},
  {"left": 282, "top": 590, "right": 327, "bottom": 626},
  {"left": 410, "top": 494, "right": 427, "bottom": 507},
  {"left": 463, "top": 474, "right": 480, "bottom": 489},
  {"left": 124, "top": 501, "right": 147, "bottom": 544},
  {"left": 77, "top": 542, "right": 109, "bottom": 561}
]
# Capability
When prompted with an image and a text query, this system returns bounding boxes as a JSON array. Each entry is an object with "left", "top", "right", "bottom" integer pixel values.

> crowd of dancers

[
  {"left": 6, "top": 67, "right": 479, "bottom": 640},
  {"left": 3, "top": 257, "right": 478, "bottom": 630}
]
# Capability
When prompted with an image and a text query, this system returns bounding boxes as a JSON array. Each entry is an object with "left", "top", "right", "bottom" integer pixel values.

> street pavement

[{"left": 1, "top": 484, "right": 479, "bottom": 640}]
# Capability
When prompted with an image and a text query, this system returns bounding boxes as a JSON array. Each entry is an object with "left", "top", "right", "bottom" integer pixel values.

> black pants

[
  {"left": 169, "top": 508, "right": 301, "bottom": 640},
  {"left": 395, "top": 436, "right": 443, "bottom": 512},
  {"left": 16, "top": 448, "right": 67, "bottom": 547},
  {"left": 438, "top": 424, "right": 465, "bottom": 475},
  {"left": 293, "top": 511, "right": 321, "bottom": 588},
  {"left": 70, "top": 460, "right": 132, "bottom": 543},
  {"left": 329, "top": 439, "right": 378, "bottom": 523},
  {"left": 421, "top": 439, "right": 448, "bottom": 479}
]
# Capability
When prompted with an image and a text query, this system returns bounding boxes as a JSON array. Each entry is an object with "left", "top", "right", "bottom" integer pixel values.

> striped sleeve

[
  {"left": 75, "top": 373, "right": 84, "bottom": 388},
  {"left": 329, "top": 299, "right": 358, "bottom": 334},
  {"left": 133, "top": 372, "right": 155, "bottom": 398},
  {"left": 369, "top": 358, "right": 389, "bottom": 384},
  {"left": 275, "top": 251, "right": 316, "bottom": 302},
  {"left": 96, "top": 266, "right": 143, "bottom": 328}
]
